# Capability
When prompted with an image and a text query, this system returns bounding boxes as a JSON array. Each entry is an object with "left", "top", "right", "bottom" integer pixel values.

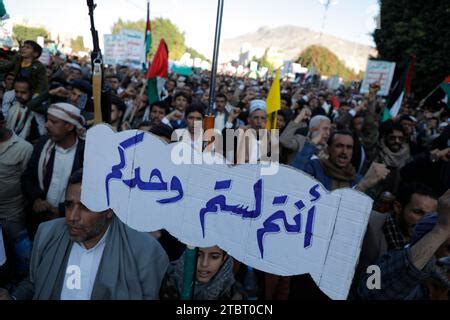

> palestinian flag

[
  {"left": 382, "top": 55, "right": 416, "bottom": 122},
  {"left": 144, "top": 0, "right": 152, "bottom": 67},
  {"left": 440, "top": 76, "right": 450, "bottom": 108},
  {"left": 146, "top": 39, "right": 168, "bottom": 105}
]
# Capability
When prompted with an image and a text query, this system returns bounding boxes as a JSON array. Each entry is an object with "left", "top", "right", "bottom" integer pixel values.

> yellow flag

[{"left": 266, "top": 69, "right": 281, "bottom": 130}]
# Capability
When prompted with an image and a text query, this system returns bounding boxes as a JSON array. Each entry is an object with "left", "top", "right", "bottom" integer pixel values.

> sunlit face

[
  {"left": 150, "top": 105, "right": 167, "bottom": 125},
  {"left": 328, "top": 134, "right": 354, "bottom": 168},
  {"left": 310, "top": 120, "right": 331, "bottom": 145},
  {"left": 396, "top": 194, "right": 438, "bottom": 238},
  {"left": 20, "top": 43, "right": 37, "bottom": 59},
  {"left": 196, "top": 246, "right": 227, "bottom": 284},
  {"left": 248, "top": 110, "right": 267, "bottom": 130},
  {"left": 45, "top": 114, "right": 74, "bottom": 142},
  {"left": 186, "top": 111, "right": 203, "bottom": 135},
  {"left": 175, "top": 96, "right": 188, "bottom": 112}
]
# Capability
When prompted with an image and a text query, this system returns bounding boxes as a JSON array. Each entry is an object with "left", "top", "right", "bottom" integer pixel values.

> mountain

[{"left": 219, "top": 25, "right": 377, "bottom": 73}]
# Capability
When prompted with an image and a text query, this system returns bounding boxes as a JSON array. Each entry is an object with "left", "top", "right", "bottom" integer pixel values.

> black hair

[
  {"left": 398, "top": 115, "right": 415, "bottom": 123},
  {"left": 396, "top": 182, "right": 437, "bottom": 208},
  {"left": 68, "top": 168, "right": 83, "bottom": 185},
  {"left": 23, "top": 40, "right": 43, "bottom": 59},
  {"left": 5, "top": 72, "right": 15, "bottom": 79},
  {"left": 185, "top": 103, "right": 206, "bottom": 118},
  {"left": 150, "top": 101, "right": 170, "bottom": 115},
  {"left": 110, "top": 94, "right": 126, "bottom": 113},
  {"left": 281, "top": 94, "right": 292, "bottom": 108},
  {"left": 278, "top": 109, "right": 293, "bottom": 123},
  {"left": 215, "top": 93, "right": 227, "bottom": 101},
  {"left": 138, "top": 121, "right": 152, "bottom": 129},
  {"left": 174, "top": 91, "right": 192, "bottom": 104},
  {"left": 148, "top": 123, "right": 174, "bottom": 141},
  {"left": 327, "top": 129, "right": 354, "bottom": 146},
  {"left": 0, "top": 111, "right": 4, "bottom": 121},
  {"left": 14, "top": 77, "right": 33, "bottom": 93},
  {"left": 380, "top": 121, "right": 405, "bottom": 138},
  {"left": 105, "top": 74, "right": 120, "bottom": 80}
]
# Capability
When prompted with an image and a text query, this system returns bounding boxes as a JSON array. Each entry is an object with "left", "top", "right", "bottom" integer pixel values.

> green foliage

[
  {"left": 185, "top": 47, "right": 210, "bottom": 62},
  {"left": 111, "top": 17, "right": 186, "bottom": 60},
  {"left": 12, "top": 24, "right": 49, "bottom": 43},
  {"left": 296, "top": 45, "right": 360, "bottom": 81},
  {"left": 70, "top": 36, "right": 86, "bottom": 53},
  {"left": 251, "top": 49, "right": 276, "bottom": 74},
  {"left": 374, "top": 0, "right": 450, "bottom": 98}
]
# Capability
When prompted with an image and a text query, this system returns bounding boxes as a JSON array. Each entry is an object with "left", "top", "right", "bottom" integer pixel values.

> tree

[
  {"left": 111, "top": 17, "right": 186, "bottom": 60},
  {"left": 70, "top": 36, "right": 86, "bottom": 53},
  {"left": 374, "top": 0, "right": 450, "bottom": 99},
  {"left": 12, "top": 24, "right": 49, "bottom": 44},
  {"left": 185, "top": 47, "right": 210, "bottom": 62},
  {"left": 296, "top": 45, "right": 360, "bottom": 81},
  {"left": 251, "top": 48, "right": 276, "bottom": 74}
]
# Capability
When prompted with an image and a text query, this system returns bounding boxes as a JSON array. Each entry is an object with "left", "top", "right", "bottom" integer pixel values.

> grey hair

[{"left": 309, "top": 115, "right": 331, "bottom": 130}]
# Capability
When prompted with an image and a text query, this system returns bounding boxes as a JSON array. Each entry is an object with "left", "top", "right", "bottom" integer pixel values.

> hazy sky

[{"left": 6, "top": 0, "right": 379, "bottom": 57}]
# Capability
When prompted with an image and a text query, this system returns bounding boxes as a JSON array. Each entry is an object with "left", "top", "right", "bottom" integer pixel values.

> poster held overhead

[{"left": 81, "top": 125, "right": 373, "bottom": 300}]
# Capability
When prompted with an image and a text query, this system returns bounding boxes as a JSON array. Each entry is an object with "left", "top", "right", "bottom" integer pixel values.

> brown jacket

[{"left": 279, "top": 121, "right": 307, "bottom": 164}]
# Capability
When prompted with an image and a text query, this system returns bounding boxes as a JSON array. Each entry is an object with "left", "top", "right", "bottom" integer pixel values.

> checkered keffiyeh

[{"left": 383, "top": 213, "right": 408, "bottom": 250}]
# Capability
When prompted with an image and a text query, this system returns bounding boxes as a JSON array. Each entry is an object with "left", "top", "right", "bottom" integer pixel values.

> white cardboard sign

[
  {"left": 360, "top": 60, "right": 396, "bottom": 96},
  {"left": 81, "top": 125, "right": 373, "bottom": 300}
]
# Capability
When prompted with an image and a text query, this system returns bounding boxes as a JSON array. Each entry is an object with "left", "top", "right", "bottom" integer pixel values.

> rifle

[
  {"left": 86, "top": 0, "right": 111, "bottom": 124},
  {"left": 180, "top": 0, "right": 225, "bottom": 300}
]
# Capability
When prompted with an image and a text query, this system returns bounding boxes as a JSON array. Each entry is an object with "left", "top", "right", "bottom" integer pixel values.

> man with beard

[
  {"left": 368, "top": 122, "right": 411, "bottom": 202},
  {"left": 142, "top": 101, "right": 170, "bottom": 125},
  {"left": 352, "top": 182, "right": 439, "bottom": 297},
  {"left": 357, "top": 190, "right": 450, "bottom": 300},
  {"left": 299, "top": 130, "right": 389, "bottom": 192},
  {"left": 21, "top": 103, "right": 85, "bottom": 237},
  {"left": 0, "top": 169, "right": 169, "bottom": 300}
]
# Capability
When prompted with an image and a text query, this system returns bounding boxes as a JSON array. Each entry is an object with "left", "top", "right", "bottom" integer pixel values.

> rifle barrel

[{"left": 207, "top": 0, "right": 224, "bottom": 116}]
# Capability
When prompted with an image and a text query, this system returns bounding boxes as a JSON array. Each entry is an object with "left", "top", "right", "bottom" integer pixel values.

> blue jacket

[{"left": 291, "top": 142, "right": 361, "bottom": 191}]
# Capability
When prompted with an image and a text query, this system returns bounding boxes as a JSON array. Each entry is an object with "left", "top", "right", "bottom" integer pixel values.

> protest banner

[
  {"left": 38, "top": 48, "right": 51, "bottom": 66},
  {"left": 103, "top": 34, "right": 127, "bottom": 66},
  {"left": 103, "top": 29, "right": 145, "bottom": 68},
  {"left": 360, "top": 60, "right": 396, "bottom": 96},
  {"left": 81, "top": 125, "right": 373, "bottom": 300}
]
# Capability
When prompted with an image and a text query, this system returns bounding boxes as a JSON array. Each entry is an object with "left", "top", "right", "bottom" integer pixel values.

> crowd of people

[{"left": 0, "top": 39, "right": 449, "bottom": 300}]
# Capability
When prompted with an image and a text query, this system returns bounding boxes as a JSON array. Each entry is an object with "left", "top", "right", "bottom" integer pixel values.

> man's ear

[
  {"left": 65, "top": 122, "right": 75, "bottom": 132},
  {"left": 106, "top": 209, "right": 113, "bottom": 219}
]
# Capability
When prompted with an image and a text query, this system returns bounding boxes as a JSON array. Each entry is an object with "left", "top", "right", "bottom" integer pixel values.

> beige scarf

[
  {"left": 321, "top": 158, "right": 356, "bottom": 190},
  {"left": 379, "top": 139, "right": 410, "bottom": 168}
]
